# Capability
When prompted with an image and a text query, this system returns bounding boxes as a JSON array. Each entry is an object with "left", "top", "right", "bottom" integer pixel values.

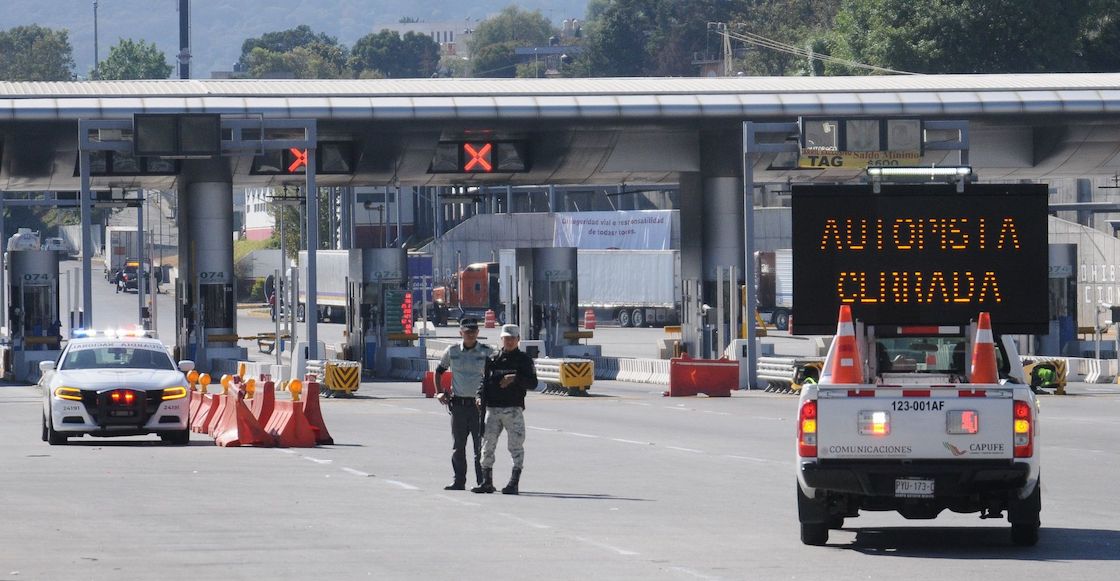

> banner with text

[{"left": 553, "top": 210, "right": 672, "bottom": 249}]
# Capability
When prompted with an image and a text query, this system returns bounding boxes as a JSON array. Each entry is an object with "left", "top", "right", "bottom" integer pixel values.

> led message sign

[{"left": 790, "top": 183, "right": 1048, "bottom": 334}]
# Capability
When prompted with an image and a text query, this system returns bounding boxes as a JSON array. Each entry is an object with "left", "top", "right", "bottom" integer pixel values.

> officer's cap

[
  {"left": 499, "top": 324, "right": 520, "bottom": 338},
  {"left": 459, "top": 318, "right": 479, "bottom": 330}
]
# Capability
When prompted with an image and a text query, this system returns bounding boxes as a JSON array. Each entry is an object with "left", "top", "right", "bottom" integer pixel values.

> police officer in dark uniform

[
  {"left": 473, "top": 324, "right": 537, "bottom": 495},
  {"left": 435, "top": 318, "right": 493, "bottom": 490}
]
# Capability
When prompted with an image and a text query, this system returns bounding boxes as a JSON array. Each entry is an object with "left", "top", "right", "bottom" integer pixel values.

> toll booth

[
  {"left": 346, "top": 248, "right": 420, "bottom": 376},
  {"left": 500, "top": 248, "right": 600, "bottom": 359},
  {"left": 3, "top": 249, "right": 63, "bottom": 382}
]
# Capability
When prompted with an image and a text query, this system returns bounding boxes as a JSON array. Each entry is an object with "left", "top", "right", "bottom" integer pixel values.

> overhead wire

[{"left": 722, "top": 28, "right": 920, "bottom": 75}]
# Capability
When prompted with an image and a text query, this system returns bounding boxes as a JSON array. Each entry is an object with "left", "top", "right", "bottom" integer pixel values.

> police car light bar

[{"left": 71, "top": 328, "right": 154, "bottom": 338}]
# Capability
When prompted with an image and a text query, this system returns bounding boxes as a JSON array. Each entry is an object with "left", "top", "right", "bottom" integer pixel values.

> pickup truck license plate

[{"left": 895, "top": 478, "right": 935, "bottom": 497}]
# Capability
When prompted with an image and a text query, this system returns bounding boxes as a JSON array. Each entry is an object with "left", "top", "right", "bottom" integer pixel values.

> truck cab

[{"left": 796, "top": 308, "right": 1041, "bottom": 547}]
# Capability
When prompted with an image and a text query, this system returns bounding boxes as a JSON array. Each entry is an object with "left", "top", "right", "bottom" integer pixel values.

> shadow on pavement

[
  {"left": 840, "top": 526, "right": 1120, "bottom": 560},
  {"left": 517, "top": 491, "right": 652, "bottom": 502}
]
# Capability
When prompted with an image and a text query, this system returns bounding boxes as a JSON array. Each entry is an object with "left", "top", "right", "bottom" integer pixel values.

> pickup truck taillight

[
  {"left": 1013, "top": 400, "right": 1033, "bottom": 457},
  {"left": 798, "top": 400, "right": 818, "bottom": 458}
]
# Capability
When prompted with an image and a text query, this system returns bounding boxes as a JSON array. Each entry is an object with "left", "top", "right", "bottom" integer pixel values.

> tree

[
  {"left": 828, "top": 0, "right": 1095, "bottom": 74},
  {"left": 95, "top": 39, "right": 173, "bottom": 80},
  {"left": 468, "top": 6, "right": 557, "bottom": 78},
  {"left": 239, "top": 25, "right": 338, "bottom": 66},
  {"left": 239, "top": 25, "right": 348, "bottom": 79},
  {"left": 0, "top": 25, "right": 74, "bottom": 81},
  {"left": 726, "top": 1, "right": 841, "bottom": 76},
  {"left": 350, "top": 30, "right": 440, "bottom": 78},
  {"left": 582, "top": 0, "right": 738, "bottom": 76}
]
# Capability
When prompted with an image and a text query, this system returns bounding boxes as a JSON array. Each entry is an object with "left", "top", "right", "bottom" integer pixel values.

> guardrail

[{"left": 757, "top": 356, "right": 825, "bottom": 394}]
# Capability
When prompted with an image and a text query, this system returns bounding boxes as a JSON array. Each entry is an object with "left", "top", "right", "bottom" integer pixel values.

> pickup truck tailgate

[{"left": 816, "top": 387, "right": 1014, "bottom": 460}]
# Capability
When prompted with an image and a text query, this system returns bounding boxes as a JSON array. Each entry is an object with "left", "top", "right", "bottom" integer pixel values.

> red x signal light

[
  {"left": 288, "top": 148, "right": 308, "bottom": 173},
  {"left": 463, "top": 143, "right": 493, "bottom": 172}
]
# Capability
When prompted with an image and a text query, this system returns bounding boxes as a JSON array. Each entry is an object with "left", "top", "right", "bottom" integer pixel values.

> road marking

[
  {"left": 383, "top": 479, "right": 420, "bottom": 491},
  {"left": 303, "top": 456, "right": 332, "bottom": 464},
  {"left": 436, "top": 494, "right": 480, "bottom": 507},
  {"left": 400, "top": 407, "right": 421, "bottom": 412},
  {"left": 702, "top": 410, "right": 731, "bottom": 416},
  {"left": 275, "top": 449, "right": 297, "bottom": 455},
  {"left": 611, "top": 438, "right": 652, "bottom": 445},
  {"left": 668, "top": 566, "right": 724, "bottom": 580},
  {"left": 498, "top": 512, "right": 551, "bottom": 530},
  {"left": 667, "top": 446, "right": 703, "bottom": 454},
  {"left": 664, "top": 406, "right": 691, "bottom": 412},
  {"left": 341, "top": 467, "right": 371, "bottom": 477},
  {"left": 570, "top": 536, "right": 639, "bottom": 556},
  {"left": 567, "top": 432, "right": 599, "bottom": 439},
  {"left": 528, "top": 426, "right": 561, "bottom": 432},
  {"left": 724, "top": 455, "right": 780, "bottom": 464}
]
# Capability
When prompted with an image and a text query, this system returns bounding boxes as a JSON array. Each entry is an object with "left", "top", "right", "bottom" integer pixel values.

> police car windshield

[{"left": 61, "top": 345, "right": 175, "bottom": 371}]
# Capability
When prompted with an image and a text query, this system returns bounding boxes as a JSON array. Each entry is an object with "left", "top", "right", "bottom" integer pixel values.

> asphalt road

[{"left": 3, "top": 377, "right": 1119, "bottom": 580}]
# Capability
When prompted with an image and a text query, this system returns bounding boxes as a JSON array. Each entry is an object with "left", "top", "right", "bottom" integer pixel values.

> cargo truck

[
  {"left": 297, "top": 250, "right": 351, "bottom": 323},
  {"left": 103, "top": 226, "right": 142, "bottom": 283},
  {"left": 576, "top": 249, "right": 680, "bottom": 327},
  {"left": 755, "top": 249, "right": 793, "bottom": 330}
]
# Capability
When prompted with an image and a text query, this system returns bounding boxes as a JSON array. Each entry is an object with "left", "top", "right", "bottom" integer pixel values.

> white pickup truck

[{"left": 796, "top": 313, "right": 1041, "bottom": 546}]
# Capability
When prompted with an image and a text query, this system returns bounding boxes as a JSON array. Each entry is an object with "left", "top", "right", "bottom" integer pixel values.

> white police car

[{"left": 39, "top": 330, "right": 195, "bottom": 445}]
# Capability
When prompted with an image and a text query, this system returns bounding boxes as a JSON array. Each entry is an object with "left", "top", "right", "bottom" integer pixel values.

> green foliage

[
  {"left": 727, "top": 1, "right": 841, "bottom": 76},
  {"left": 350, "top": 30, "right": 440, "bottom": 78},
  {"left": 828, "top": 0, "right": 1095, "bottom": 74},
  {"left": 582, "top": 0, "right": 738, "bottom": 76},
  {"left": 468, "top": 6, "right": 557, "bottom": 77},
  {"left": 268, "top": 205, "right": 302, "bottom": 259},
  {"left": 95, "top": 39, "right": 173, "bottom": 80},
  {"left": 240, "top": 25, "right": 348, "bottom": 79},
  {"left": 0, "top": 25, "right": 74, "bottom": 81}
]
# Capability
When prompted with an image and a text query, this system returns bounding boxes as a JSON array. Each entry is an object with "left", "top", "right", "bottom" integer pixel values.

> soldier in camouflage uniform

[{"left": 473, "top": 324, "right": 537, "bottom": 495}]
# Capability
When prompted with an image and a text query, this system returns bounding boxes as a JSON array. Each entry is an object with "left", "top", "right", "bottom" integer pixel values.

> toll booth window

[
  {"left": 201, "top": 284, "right": 235, "bottom": 329},
  {"left": 21, "top": 286, "right": 55, "bottom": 335}
]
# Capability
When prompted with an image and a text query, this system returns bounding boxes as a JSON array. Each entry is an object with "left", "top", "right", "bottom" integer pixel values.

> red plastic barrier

[
  {"left": 667, "top": 355, "right": 737, "bottom": 397},
  {"left": 191, "top": 393, "right": 218, "bottom": 432},
  {"left": 303, "top": 381, "right": 334, "bottom": 445},
  {"left": 188, "top": 388, "right": 203, "bottom": 422},
  {"left": 263, "top": 400, "right": 317, "bottom": 447},
  {"left": 246, "top": 380, "right": 276, "bottom": 425},
  {"left": 421, "top": 370, "right": 453, "bottom": 398},
  {"left": 204, "top": 394, "right": 230, "bottom": 436},
  {"left": 214, "top": 394, "right": 276, "bottom": 447}
]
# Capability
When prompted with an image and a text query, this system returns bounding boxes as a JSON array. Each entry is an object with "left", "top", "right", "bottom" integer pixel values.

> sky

[{"left": 0, "top": 0, "right": 589, "bottom": 79}]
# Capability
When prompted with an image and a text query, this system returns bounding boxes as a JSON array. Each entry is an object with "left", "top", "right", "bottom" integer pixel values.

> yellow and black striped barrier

[
  {"left": 535, "top": 358, "right": 595, "bottom": 396},
  {"left": 322, "top": 361, "right": 362, "bottom": 397}
]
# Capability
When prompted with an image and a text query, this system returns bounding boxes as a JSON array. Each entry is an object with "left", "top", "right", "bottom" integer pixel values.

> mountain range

[{"left": 0, "top": 0, "right": 588, "bottom": 79}]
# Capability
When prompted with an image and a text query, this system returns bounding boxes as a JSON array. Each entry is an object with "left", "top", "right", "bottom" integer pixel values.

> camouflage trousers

[{"left": 480, "top": 406, "right": 525, "bottom": 470}]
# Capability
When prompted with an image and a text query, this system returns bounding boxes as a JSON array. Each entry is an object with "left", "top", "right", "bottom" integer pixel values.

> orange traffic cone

[
  {"left": 583, "top": 308, "right": 597, "bottom": 330},
  {"left": 970, "top": 312, "right": 999, "bottom": 384},
  {"left": 484, "top": 309, "right": 497, "bottom": 328},
  {"left": 828, "top": 305, "right": 864, "bottom": 384}
]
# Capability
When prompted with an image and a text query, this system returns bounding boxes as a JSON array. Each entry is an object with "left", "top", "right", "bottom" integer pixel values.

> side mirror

[
  {"left": 178, "top": 360, "right": 195, "bottom": 373},
  {"left": 39, "top": 361, "right": 56, "bottom": 373}
]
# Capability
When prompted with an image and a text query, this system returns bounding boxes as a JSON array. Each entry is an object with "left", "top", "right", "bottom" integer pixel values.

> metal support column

[
  {"left": 305, "top": 147, "right": 319, "bottom": 360},
  {"left": 742, "top": 121, "right": 799, "bottom": 389},
  {"left": 79, "top": 148, "right": 93, "bottom": 327}
]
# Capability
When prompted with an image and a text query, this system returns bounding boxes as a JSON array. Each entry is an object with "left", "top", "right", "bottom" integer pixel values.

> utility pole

[
  {"left": 178, "top": 0, "right": 191, "bottom": 79},
  {"left": 92, "top": 1, "right": 99, "bottom": 79}
]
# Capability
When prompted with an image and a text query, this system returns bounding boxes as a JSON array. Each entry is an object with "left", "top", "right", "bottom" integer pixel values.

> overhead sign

[
  {"left": 790, "top": 183, "right": 1048, "bottom": 334},
  {"left": 429, "top": 141, "right": 529, "bottom": 173},
  {"left": 250, "top": 141, "right": 355, "bottom": 175},
  {"left": 798, "top": 117, "right": 923, "bottom": 169},
  {"left": 553, "top": 210, "right": 673, "bottom": 250}
]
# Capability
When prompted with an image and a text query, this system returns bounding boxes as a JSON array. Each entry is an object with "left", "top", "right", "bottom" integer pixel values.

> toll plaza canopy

[{"left": 2, "top": 73, "right": 1120, "bottom": 189}]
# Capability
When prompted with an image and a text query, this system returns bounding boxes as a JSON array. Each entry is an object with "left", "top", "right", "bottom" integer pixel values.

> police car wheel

[
  {"left": 160, "top": 429, "right": 190, "bottom": 446},
  {"left": 45, "top": 413, "right": 68, "bottom": 445},
  {"left": 40, "top": 412, "right": 48, "bottom": 442},
  {"left": 800, "top": 522, "right": 828, "bottom": 546}
]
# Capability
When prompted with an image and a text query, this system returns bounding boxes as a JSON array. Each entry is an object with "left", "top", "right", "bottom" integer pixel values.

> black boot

[
  {"left": 471, "top": 468, "right": 495, "bottom": 493},
  {"left": 444, "top": 478, "right": 466, "bottom": 491},
  {"left": 501, "top": 468, "right": 522, "bottom": 495}
]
